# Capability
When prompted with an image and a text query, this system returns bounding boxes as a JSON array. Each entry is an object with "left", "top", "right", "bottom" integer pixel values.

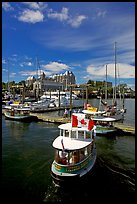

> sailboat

[
  {"left": 81, "top": 43, "right": 126, "bottom": 135},
  {"left": 100, "top": 42, "right": 125, "bottom": 121}
]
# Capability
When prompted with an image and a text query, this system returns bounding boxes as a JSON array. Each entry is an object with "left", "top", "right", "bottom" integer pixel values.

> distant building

[
  {"left": 50, "top": 71, "right": 76, "bottom": 90},
  {"left": 26, "top": 71, "right": 76, "bottom": 95},
  {"left": 25, "top": 76, "right": 36, "bottom": 87},
  {"left": 33, "top": 78, "right": 64, "bottom": 93}
]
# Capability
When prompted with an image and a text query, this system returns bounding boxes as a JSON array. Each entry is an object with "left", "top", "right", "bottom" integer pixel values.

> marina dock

[
  {"left": 113, "top": 123, "right": 135, "bottom": 135},
  {"left": 29, "top": 112, "right": 135, "bottom": 135},
  {"left": 30, "top": 112, "right": 71, "bottom": 123},
  {"left": 2, "top": 108, "right": 135, "bottom": 135}
]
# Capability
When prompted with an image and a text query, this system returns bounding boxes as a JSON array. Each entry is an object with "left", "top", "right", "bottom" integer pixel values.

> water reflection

[{"left": 4, "top": 119, "right": 31, "bottom": 140}]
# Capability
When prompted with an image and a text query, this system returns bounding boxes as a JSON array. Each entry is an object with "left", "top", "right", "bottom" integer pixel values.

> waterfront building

[
  {"left": 33, "top": 71, "right": 76, "bottom": 93},
  {"left": 25, "top": 76, "right": 36, "bottom": 87},
  {"left": 50, "top": 71, "right": 76, "bottom": 90},
  {"left": 33, "top": 72, "right": 64, "bottom": 94}
]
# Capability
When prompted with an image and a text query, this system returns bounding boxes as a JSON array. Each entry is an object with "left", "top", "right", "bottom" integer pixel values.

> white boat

[
  {"left": 82, "top": 109, "right": 117, "bottom": 135},
  {"left": 53, "top": 96, "right": 70, "bottom": 107},
  {"left": 4, "top": 104, "right": 35, "bottom": 121},
  {"left": 101, "top": 102, "right": 124, "bottom": 121},
  {"left": 30, "top": 99, "right": 51, "bottom": 112},
  {"left": 41, "top": 91, "right": 79, "bottom": 101},
  {"left": 51, "top": 113, "right": 96, "bottom": 186}
]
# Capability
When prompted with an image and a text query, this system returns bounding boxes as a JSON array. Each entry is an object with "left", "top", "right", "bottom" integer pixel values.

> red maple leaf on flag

[{"left": 80, "top": 119, "right": 87, "bottom": 125}]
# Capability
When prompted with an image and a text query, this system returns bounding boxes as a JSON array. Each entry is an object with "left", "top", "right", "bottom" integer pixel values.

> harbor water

[{"left": 2, "top": 98, "right": 135, "bottom": 202}]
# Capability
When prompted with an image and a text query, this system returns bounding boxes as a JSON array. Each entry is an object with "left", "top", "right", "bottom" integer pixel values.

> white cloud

[
  {"left": 47, "top": 7, "right": 87, "bottom": 28},
  {"left": 42, "top": 61, "right": 70, "bottom": 73},
  {"left": 68, "top": 15, "right": 87, "bottom": 28},
  {"left": 27, "top": 62, "right": 33, "bottom": 66},
  {"left": 19, "top": 70, "right": 36, "bottom": 76},
  {"left": 19, "top": 61, "right": 33, "bottom": 67},
  {"left": 22, "top": 2, "right": 41, "bottom": 10},
  {"left": 97, "top": 10, "right": 107, "bottom": 18},
  {"left": 2, "top": 59, "right": 7, "bottom": 64},
  {"left": 18, "top": 9, "right": 44, "bottom": 24},
  {"left": 2, "top": 2, "right": 14, "bottom": 11},
  {"left": 48, "top": 7, "right": 69, "bottom": 22},
  {"left": 19, "top": 70, "right": 49, "bottom": 77},
  {"left": 22, "top": 2, "right": 47, "bottom": 10},
  {"left": 86, "top": 63, "right": 135, "bottom": 80}
]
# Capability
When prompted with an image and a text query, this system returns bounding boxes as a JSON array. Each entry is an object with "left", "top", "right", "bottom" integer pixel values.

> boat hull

[
  {"left": 4, "top": 112, "right": 37, "bottom": 122},
  {"left": 95, "top": 125, "right": 117, "bottom": 135}
]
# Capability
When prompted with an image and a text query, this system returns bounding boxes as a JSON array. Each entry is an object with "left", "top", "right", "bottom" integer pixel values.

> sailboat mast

[
  {"left": 36, "top": 56, "right": 38, "bottom": 80},
  {"left": 105, "top": 64, "right": 107, "bottom": 101},
  {"left": 7, "top": 58, "right": 10, "bottom": 93},
  {"left": 114, "top": 42, "right": 117, "bottom": 104}
]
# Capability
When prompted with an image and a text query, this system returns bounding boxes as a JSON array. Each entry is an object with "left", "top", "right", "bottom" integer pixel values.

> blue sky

[{"left": 2, "top": 2, "right": 135, "bottom": 90}]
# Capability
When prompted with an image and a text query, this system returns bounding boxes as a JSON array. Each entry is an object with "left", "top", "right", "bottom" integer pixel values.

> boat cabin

[{"left": 52, "top": 123, "right": 95, "bottom": 174}]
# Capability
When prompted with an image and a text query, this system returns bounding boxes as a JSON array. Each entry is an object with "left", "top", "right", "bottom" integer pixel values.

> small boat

[
  {"left": 4, "top": 104, "right": 35, "bottom": 122},
  {"left": 51, "top": 113, "right": 96, "bottom": 186},
  {"left": 53, "top": 96, "right": 70, "bottom": 107},
  {"left": 30, "top": 99, "right": 51, "bottom": 112},
  {"left": 82, "top": 109, "right": 117, "bottom": 135}
]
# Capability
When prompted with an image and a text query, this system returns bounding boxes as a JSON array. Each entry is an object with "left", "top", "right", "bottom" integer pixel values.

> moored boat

[
  {"left": 82, "top": 109, "right": 117, "bottom": 135},
  {"left": 4, "top": 104, "right": 36, "bottom": 122},
  {"left": 51, "top": 113, "right": 96, "bottom": 186}
]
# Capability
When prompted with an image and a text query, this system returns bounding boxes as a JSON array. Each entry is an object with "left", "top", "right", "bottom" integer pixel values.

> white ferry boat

[{"left": 51, "top": 113, "right": 96, "bottom": 186}]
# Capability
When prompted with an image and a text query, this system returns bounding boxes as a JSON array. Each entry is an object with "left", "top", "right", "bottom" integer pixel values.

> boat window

[
  {"left": 77, "top": 131, "right": 84, "bottom": 139},
  {"left": 71, "top": 151, "right": 79, "bottom": 164},
  {"left": 55, "top": 150, "right": 68, "bottom": 165},
  {"left": 87, "top": 144, "right": 92, "bottom": 154},
  {"left": 84, "top": 147, "right": 88, "bottom": 156},
  {"left": 24, "top": 111, "right": 29, "bottom": 115},
  {"left": 86, "top": 132, "right": 91, "bottom": 139},
  {"left": 79, "top": 149, "right": 85, "bottom": 161},
  {"left": 65, "top": 130, "right": 69, "bottom": 137},
  {"left": 71, "top": 130, "right": 77, "bottom": 138}
]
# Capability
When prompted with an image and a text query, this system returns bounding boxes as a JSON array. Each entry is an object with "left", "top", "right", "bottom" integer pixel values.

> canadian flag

[
  {"left": 88, "top": 119, "right": 94, "bottom": 131},
  {"left": 72, "top": 114, "right": 94, "bottom": 130},
  {"left": 72, "top": 114, "right": 78, "bottom": 127}
]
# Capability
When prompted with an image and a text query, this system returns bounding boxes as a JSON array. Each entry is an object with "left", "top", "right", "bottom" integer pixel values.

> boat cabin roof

[
  {"left": 4, "top": 105, "right": 30, "bottom": 111},
  {"left": 52, "top": 136, "right": 92, "bottom": 151},
  {"left": 82, "top": 110, "right": 106, "bottom": 115},
  {"left": 4, "top": 105, "right": 12, "bottom": 109},
  {"left": 91, "top": 116, "right": 116, "bottom": 122},
  {"left": 16, "top": 108, "right": 30, "bottom": 111}
]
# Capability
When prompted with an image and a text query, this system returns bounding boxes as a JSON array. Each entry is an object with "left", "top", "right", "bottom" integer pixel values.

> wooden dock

[
  {"left": 2, "top": 108, "right": 135, "bottom": 135},
  {"left": 30, "top": 113, "right": 71, "bottom": 123},
  {"left": 30, "top": 105, "right": 83, "bottom": 113},
  {"left": 113, "top": 123, "right": 135, "bottom": 135},
  {"left": 30, "top": 113, "right": 135, "bottom": 134}
]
